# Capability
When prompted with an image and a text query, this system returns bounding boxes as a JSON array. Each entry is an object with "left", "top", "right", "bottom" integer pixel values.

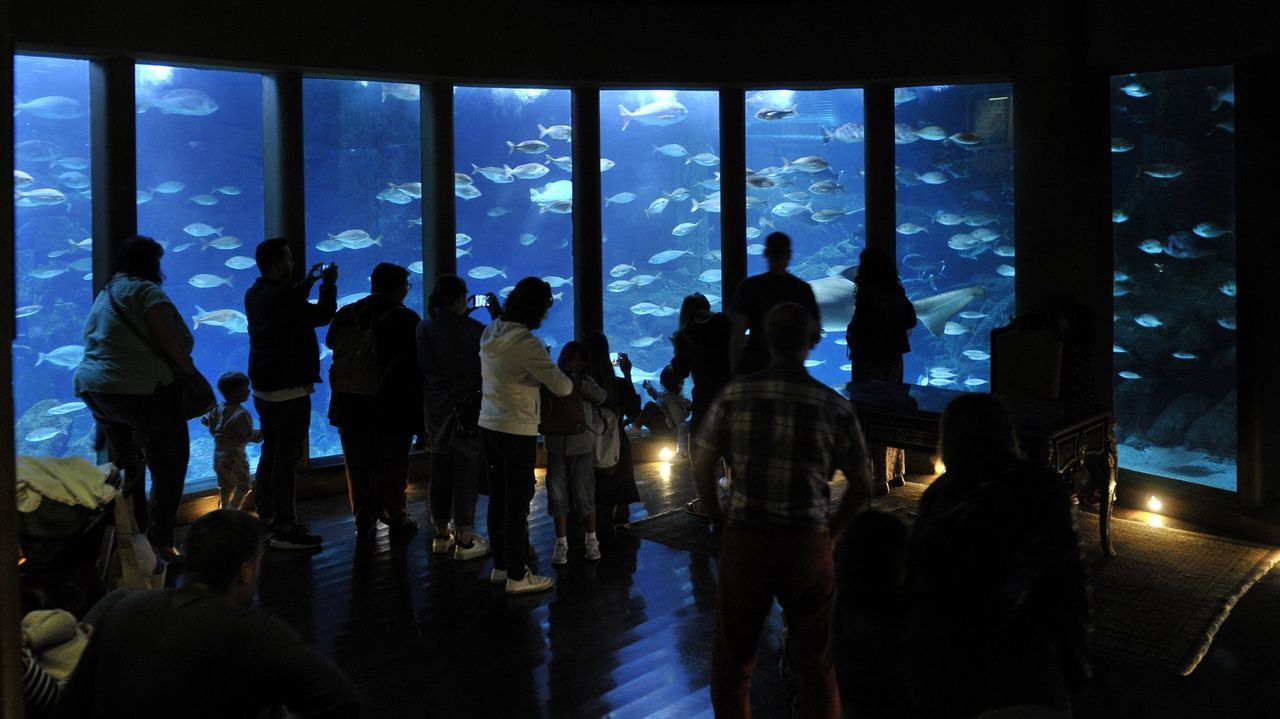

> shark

[{"left": 809, "top": 270, "right": 986, "bottom": 337}]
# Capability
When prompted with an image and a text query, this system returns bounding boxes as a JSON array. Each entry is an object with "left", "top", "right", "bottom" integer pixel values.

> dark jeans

[
  {"left": 712, "top": 525, "right": 841, "bottom": 719},
  {"left": 81, "top": 384, "right": 189, "bottom": 547},
  {"left": 480, "top": 428, "right": 536, "bottom": 577},
  {"left": 338, "top": 426, "right": 411, "bottom": 530},
  {"left": 428, "top": 445, "right": 480, "bottom": 533},
  {"left": 254, "top": 395, "right": 311, "bottom": 529}
]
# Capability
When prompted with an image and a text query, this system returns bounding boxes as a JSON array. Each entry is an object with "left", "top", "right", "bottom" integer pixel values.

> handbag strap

[{"left": 105, "top": 280, "right": 178, "bottom": 371}]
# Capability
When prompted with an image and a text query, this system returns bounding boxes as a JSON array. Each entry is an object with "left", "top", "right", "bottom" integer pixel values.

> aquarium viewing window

[
  {"left": 134, "top": 64, "right": 265, "bottom": 491},
  {"left": 13, "top": 55, "right": 95, "bottom": 467},
  {"left": 744, "top": 88, "right": 865, "bottom": 389},
  {"left": 303, "top": 77, "right": 426, "bottom": 461},
  {"left": 453, "top": 86, "right": 575, "bottom": 353},
  {"left": 599, "top": 89, "right": 719, "bottom": 385},
  {"left": 894, "top": 83, "right": 1014, "bottom": 394},
  {"left": 1110, "top": 66, "right": 1236, "bottom": 492}
]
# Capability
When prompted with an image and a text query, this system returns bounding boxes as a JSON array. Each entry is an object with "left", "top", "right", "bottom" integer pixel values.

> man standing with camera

[{"left": 245, "top": 237, "right": 337, "bottom": 550}]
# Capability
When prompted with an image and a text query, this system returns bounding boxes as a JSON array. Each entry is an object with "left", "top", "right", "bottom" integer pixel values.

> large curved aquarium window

[
  {"left": 1111, "top": 67, "right": 1236, "bottom": 491},
  {"left": 599, "top": 89, "right": 719, "bottom": 387},
  {"left": 13, "top": 56, "right": 95, "bottom": 463},
  {"left": 894, "top": 83, "right": 1014, "bottom": 392},
  {"left": 745, "top": 88, "right": 865, "bottom": 389},
  {"left": 135, "top": 64, "right": 264, "bottom": 490},
  {"left": 303, "top": 78, "right": 425, "bottom": 460},
  {"left": 453, "top": 86, "right": 574, "bottom": 349}
]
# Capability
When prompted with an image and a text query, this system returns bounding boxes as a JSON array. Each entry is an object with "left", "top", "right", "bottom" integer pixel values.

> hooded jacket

[{"left": 478, "top": 319, "right": 573, "bottom": 436}]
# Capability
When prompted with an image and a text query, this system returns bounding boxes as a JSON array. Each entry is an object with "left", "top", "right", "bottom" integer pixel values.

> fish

[
  {"left": 68, "top": 258, "right": 92, "bottom": 272},
  {"left": 25, "top": 428, "right": 64, "bottom": 443},
  {"left": 518, "top": 233, "right": 538, "bottom": 246},
  {"left": 929, "top": 378, "right": 957, "bottom": 387},
  {"left": 650, "top": 306, "right": 678, "bottom": 318},
  {"left": 36, "top": 345, "right": 85, "bottom": 369},
  {"left": 539, "top": 200, "right": 573, "bottom": 214},
  {"left": 964, "top": 378, "right": 989, "bottom": 387},
  {"left": 149, "top": 88, "right": 218, "bottom": 115},
  {"left": 770, "top": 202, "right": 811, "bottom": 217},
  {"left": 46, "top": 401, "right": 87, "bottom": 415},
  {"left": 947, "top": 234, "right": 981, "bottom": 251},
  {"left": 224, "top": 256, "right": 257, "bottom": 270},
  {"left": 991, "top": 244, "right": 1015, "bottom": 258},
  {"left": 468, "top": 266, "right": 507, "bottom": 280},
  {"left": 782, "top": 156, "right": 831, "bottom": 174},
  {"left": 507, "top": 163, "right": 549, "bottom": 180},
  {"left": 996, "top": 265, "right": 1016, "bottom": 277},
  {"left": 15, "top": 139, "right": 61, "bottom": 162},
  {"left": 699, "top": 269, "right": 722, "bottom": 284},
  {"left": 543, "top": 276, "right": 573, "bottom": 288},
  {"left": 610, "top": 262, "right": 637, "bottom": 277},
  {"left": 56, "top": 171, "right": 90, "bottom": 189},
  {"left": 14, "top": 95, "right": 85, "bottom": 119},
  {"left": 896, "top": 223, "right": 929, "bottom": 236},
  {"left": 151, "top": 181, "right": 185, "bottom": 194},
  {"left": 171, "top": 243, "right": 194, "bottom": 253},
  {"left": 894, "top": 124, "right": 919, "bottom": 144},
  {"left": 407, "top": 218, "right": 423, "bottom": 227},
  {"left": 686, "top": 152, "right": 719, "bottom": 167},
  {"left": 918, "top": 171, "right": 949, "bottom": 185},
  {"left": 608, "top": 280, "right": 636, "bottom": 293},
  {"left": 811, "top": 208, "right": 855, "bottom": 223},
  {"left": 671, "top": 222, "right": 701, "bottom": 238},
  {"left": 192, "top": 307, "right": 249, "bottom": 333},
  {"left": 14, "top": 169, "right": 35, "bottom": 187},
  {"left": 893, "top": 88, "right": 918, "bottom": 105},
  {"left": 915, "top": 125, "right": 948, "bottom": 141},
  {"left": 645, "top": 197, "right": 670, "bottom": 218},
  {"left": 1118, "top": 371, "right": 1141, "bottom": 380},
  {"left": 664, "top": 187, "right": 692, "bottom": 201},
  {"left": 188, "top": 193, "right": 220, "bottom": 206},
  {"left": 486, "top": 207, "right": 511, "bottom": 217},
  {"left": 183, "top": 223, "right": 223, "bottom": 238},
  {"left": 803, "top": 359, "right": 826, "bottom": 368},
  {"left": 1193, "top": 222, "right": 1230, "bottom": 238},
  {"left": 1217, "top": 317, "right": 1236, "bottom": 330},
  {"left": 188, "top": 274, "right": 233, "bottom": 289},
  {"left": 1171, "top": 352, "right": 1198, "bottom": 360},
  {"left": 507, "top": 139, "right": 550, "bottom": 154},
  {"left": 618, "top": 99, "right": 689, "bottom": 130},
  {"left": 957, "top": 311, "right": 987, "bottom": 320},
  {"left": 315, "top": 239, "right": 345, "bottom": 253},
  {"left": 932, "top": 211, "right": 965, "bottom": 226},
  {"left": 948, "top": 132, "right": 983, "bottom": 146},
  {"left": 1164, "top": 231, "right": 1213, "bottom": 259},
  {"left": 962, "top": 350, "right": 991, "bottom": 361},
  {"left": 456, "top": 248, "right": 472, "bottom": 258},
  {"left": 1113, "top": 345, "right": 1128, "bottom": 354},
  {"left": 1134, "top": 314, "right": 1163, "bottom": 328},
  {"left": 649, "top": 249, "right": 692, "bottom": 265},
  {"left": 821, "top": 123, "right": 865, "bottom": 144},
  {"left": 691, "top": 197, "right": 721, "bottom": 213},
  {"left": 1111, "top": 137, "right": 1135, "bottom": 153},
  {"left": 50, "top": 156, "right": 89, "bottom": 170},
  {"left": 202, "top": 235, "right": 243, "bottom": 251},
  {"left": 408, "top": 261, "right": 424, "bottom": 275},
  {"left": 15, "top": 305, "right": 43, "bottom": 318},
  {"left": 652, "top": 144, "right": 689, "bottom": 157},
  {"left": 537, "top": 123, "right": 572, "bottom": 141},
  {"left": 136, "top": 190, "right": 154, "bottom": 204},
  {"left": 756, "top": 105, "right": 798, "bottom": 121},
  {"left": 530, "top": 179, "right": 573, "bottom": 204},
  {"left": 1220, "top": 280, "right": 1236, "bottom": 297},
  {"left": 28, "top": 267, "right": 68, "bottom": 280},
  {"left": 1138, "top": 239, "right": 1164, "bottom": 254},
  {"left": 746, "top": 243, "right": 765, "bottom": 256},
  {"left": 1142, "top": 164, "right": 1183, "bottom": 179},
  {"left": 15, "top": 188, "right": 67, "bottom": 206},
  {"left": 545, "top": 154, "right": 573, "bottom": 172},
  {"left": 630, "top": 336, "right": 663, "bottom": 348},
  {"left": 943, "top": 322, "right": 969, "bottom": 336},
  {"left": 376, "top": 187, "right": 413, "bottom": 204},
  {"left": 631, "top": 302, "right": 662, "bottom": 315},
  {"left": 606, "top": 192, "right": 637, "bottom": 206},
  {"left": 389, "top": 182, "right": 423, "bottom": 198},
  {"left": 745, "top": 228, "right": 761, "bottom": 241},
  {"left": 472, "top": 164, "right": 515, "bottom": 183},
  {"left": 213, "top": 185, "right": 241, "bottom": 195},
  {"left": 47, "top": 250, "right": 71, "bottom": 259},
  {"left": 633, "top": 274, "right": 662, "bottom": 286},
  {"left": 1120, "top": 82, "right": 1151, "bottom": 98},
  {"left": 745, "top": 175, "right": 776, "bottom": 189}
]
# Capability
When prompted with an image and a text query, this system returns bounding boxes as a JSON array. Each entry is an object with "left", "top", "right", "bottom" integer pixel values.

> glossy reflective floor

[{"left": 233, "top": 461, "right": 1280, "bottom": 718}]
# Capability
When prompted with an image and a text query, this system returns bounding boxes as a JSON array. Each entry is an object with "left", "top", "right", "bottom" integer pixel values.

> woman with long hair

[
  {"left": 668, "top": 292, "right": 731, "bottom": 516},
  {"left": 583, "top": 330, "right": 642, "bottom": 526}
]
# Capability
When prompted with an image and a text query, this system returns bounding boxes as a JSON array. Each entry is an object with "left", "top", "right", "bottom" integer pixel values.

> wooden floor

[{"left": 220, "top": 460, "right": 1280, "bottom": 719}]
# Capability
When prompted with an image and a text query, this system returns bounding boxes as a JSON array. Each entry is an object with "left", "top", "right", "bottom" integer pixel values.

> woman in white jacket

[{"left": 479, "top": 277, "right": 574, "bottom": 594}]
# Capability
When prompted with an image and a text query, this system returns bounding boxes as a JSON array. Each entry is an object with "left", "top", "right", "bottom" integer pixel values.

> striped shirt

[{"left": 694, "top": 365, "right": 870, "bottom": 530}]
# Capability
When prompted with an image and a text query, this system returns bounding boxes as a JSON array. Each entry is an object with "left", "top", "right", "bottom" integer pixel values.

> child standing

[
  {"left": 202, "top": 372, "right": 263, "bottom": 510},
  {"left": 643, "top": 367, "right": 692, "bottom": 456},
  {"left": 544, "top": 342, "right": 607, "bottom": 565}
]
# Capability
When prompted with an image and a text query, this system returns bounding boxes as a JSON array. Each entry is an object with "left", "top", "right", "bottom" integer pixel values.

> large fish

[
  {"left": 14, "top": 96, "right": 85, "bottom": 119},
  {"left": 618, "top": 100, "right": 689, "bottom": 130},
  {"left": 808, "top": 274, "right": 985, "bottom": 338}
]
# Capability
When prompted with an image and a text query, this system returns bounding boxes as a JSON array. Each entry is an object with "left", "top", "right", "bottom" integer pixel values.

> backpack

[
  {"left": 329, "top": 305, "right": 400, "bottom": 395},
  {"left": 539, "top": 385, "right": 585, "bottom": 436}
]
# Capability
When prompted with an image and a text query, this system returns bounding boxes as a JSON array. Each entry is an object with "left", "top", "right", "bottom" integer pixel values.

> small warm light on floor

[
  {"left": 1147, "top": 513, "right": 1165, "bottom": 528},
  {"left": 1148, "top": 495, "right": 1163, "bottom": 512},
  {"left": 659, "top": 446, "right": 675, "bottom": 462},
  {"left": 657, "top": 461, "right": 672, "bottom": 482},
  {"left": 931, "top": 456, "right": 946, "bottom": 475}
]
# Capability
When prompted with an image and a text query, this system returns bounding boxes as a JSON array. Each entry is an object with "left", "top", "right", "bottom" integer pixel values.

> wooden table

[{"left": 845, "top": 380, "right": 1117, "bottom": 556}]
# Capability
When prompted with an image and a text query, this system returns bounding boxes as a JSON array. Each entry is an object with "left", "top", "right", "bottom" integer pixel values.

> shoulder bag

[{"left": 106, "top": 283, "right": 216, "bottom": 420}]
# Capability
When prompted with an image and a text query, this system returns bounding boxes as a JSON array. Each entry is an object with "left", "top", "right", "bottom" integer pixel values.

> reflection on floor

[{"left": 240, "top": 462, "right": 1279, "bottom": 718}]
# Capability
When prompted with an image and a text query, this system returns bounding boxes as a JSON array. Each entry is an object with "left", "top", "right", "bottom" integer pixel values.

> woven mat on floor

[{"left": 622, "top": 480, "right": 1279, "bottom": 676}]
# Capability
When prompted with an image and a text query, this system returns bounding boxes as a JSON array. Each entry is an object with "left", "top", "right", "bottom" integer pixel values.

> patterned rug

[{"left": 621, "top": 480, "right": 1279, "bottom": 676}]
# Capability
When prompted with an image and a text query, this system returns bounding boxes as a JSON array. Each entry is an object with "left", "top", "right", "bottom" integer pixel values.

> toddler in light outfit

[
  {"left": 544, "top": 342, "right": 607, "bottom": 566},
  {"left": 643, "top": 367, "right": 692, "bottom": 457},
  {"left": 202, "top": 371, "right": 262, "bottom": 510}
]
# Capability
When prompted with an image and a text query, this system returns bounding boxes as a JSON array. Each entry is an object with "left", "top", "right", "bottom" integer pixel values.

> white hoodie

[{"left": 478, "top": 319, "right": 574, "bottom": 436}]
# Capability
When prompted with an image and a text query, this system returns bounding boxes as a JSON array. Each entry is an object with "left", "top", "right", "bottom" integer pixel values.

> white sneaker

[
  {"left": 432, "top": 531, "right": 455, "bottom": 554},
  {"left": 551, "top": 542, "right": 569, "bottom": 566},
  {"left": 584, "top": 536, "right": 601, "bottom": 561},
  {"left": 454, "top": 535, "right": 491, "bottom": 561},
  {"left": 489, "top": 568, "right": 508, "bottom": 584},
  {"left": 506, "top": 568, "right": 554, "bottom": 594}
]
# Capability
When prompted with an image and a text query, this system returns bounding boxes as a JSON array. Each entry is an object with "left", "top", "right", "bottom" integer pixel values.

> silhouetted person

[
  {"left": 326, "top": 262, "right": 422, "bottom": 541},
  {"left": 245, "top": 237, "right": 337, "bottom": 550},
  {"left": 728, "top": 232, "right": 820, "bottom": 377},
  {"left": 693, "top": 302, "right": 872, "bottom": 719},
  {"left": 904, "top": 394, "right": 1090, "bottom": 718},
  {"left": 669, "top": 292, "right": 732, "bottom": 516},
  {"left": 55, "top": 510, "right": 359, "bottom": 718},
  {"left": 846, "top": 247, "right": 918, "bottom": 495},
  {"left": 583, "top": 331, "right": 643, "bottom": 526}
]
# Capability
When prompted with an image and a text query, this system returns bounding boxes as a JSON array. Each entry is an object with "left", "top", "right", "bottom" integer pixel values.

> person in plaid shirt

[{"left": 693, "top": 301, "right": 872, "bottom": 719}]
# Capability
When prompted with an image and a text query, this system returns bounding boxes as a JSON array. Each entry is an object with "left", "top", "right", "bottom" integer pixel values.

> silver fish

[{"left": 188, "top": 274, "right": 233, "bottom": 289}]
